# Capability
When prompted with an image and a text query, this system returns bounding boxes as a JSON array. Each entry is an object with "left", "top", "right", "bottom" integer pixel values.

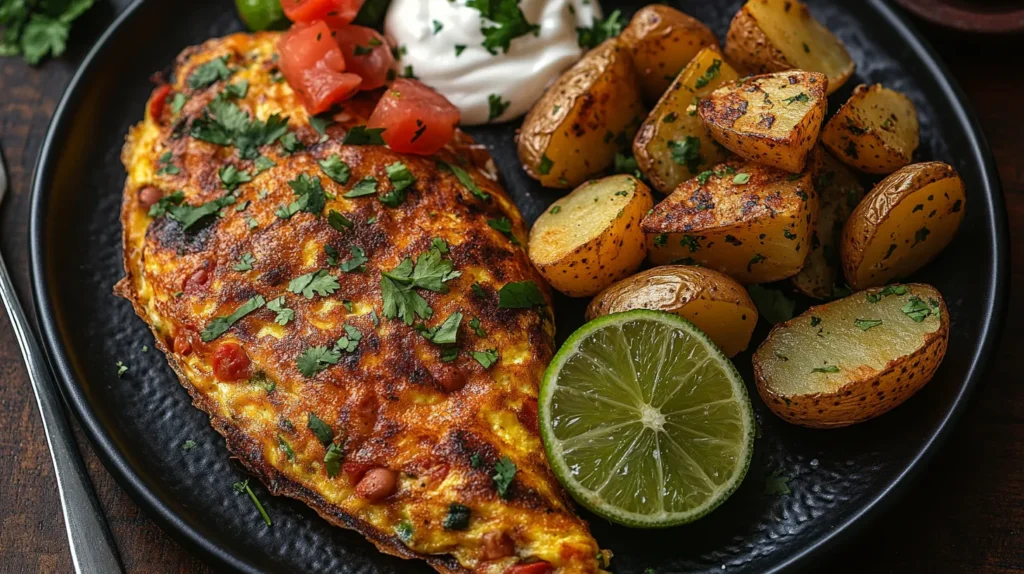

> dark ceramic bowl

[{"left": 30, "top": 0, "right": 1007, "bottom": 572}]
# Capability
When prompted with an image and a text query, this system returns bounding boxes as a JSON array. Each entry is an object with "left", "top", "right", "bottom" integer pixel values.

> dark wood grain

[{"left": 0, "top": 8, "right": 1021, "bottom": 574}]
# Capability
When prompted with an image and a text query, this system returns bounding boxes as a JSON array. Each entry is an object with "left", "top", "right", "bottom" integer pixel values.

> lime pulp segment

[{"left": 539, "top": 310, "right": 754, "bottom": 527}]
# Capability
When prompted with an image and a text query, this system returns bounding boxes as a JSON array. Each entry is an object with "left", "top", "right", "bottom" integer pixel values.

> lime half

[{"left": 539, "top": 310, "right": 755, "bottom": 527}]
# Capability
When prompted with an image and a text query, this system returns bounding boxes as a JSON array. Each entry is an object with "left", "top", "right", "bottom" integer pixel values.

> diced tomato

[
  {"left": 184, "top": 266, "right": 213, "bottom": 292},
  {"left": 278, "top": 20, "right": 362, "bottom": 114},
  {"left": 173, "top": 332, "right": 193, "bottom": 356},
  {"left": 212, "top": 343, "right": 251, "bottom": 381},
  {"left": 331, "top": 25, "right": 394, "bottom": 91},
  {"left": 368, "top": 79, "right": 461, "bottom": 156},
  {"left": 342, "top": 462, "right": 374, "bottom": 485},
  {"left": 148, "top": 84, "right": 172, "bottom": 121},
  {"left": 508, "top": 562, "right": 553, "bottom": 574},
  {"left": 281, "top": 0, "right": 362, "bottom": 27}
]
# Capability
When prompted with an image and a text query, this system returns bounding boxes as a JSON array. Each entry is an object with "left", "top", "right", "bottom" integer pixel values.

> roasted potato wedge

[
  {"left": 822, "top": 84, "right": 921, "bottom": 174},
  {"left": 518, "top": 38, "right": 645, "bottom": 189},
  {"left": 753, "top": 283, "right": 948, "bottom": 428},
  {"left": 725, "top": 0, "right": 854, "bottom": 95},
  {"left": 791, "top": 148, "right": 865, "bottom": 298},
  {"left": 587, "top": 265, "right": 758, "bottom": 357},
  {"left": 698, "top": 71, "right": 827, "bottom": 173},
  {"left": 620, "top": 5, "right": 721, "bottom": 102},
  {"left": 529, "top": 175, "right": 653, "bottom": 297},
  {"left": 633, "top": 47, "right": 741, "bottom": 194},
  {"left": 642, "top": 160, "right": 818, "bottom": 283},
  {"left": 842, "top": 162, "right": 965, "bottom": 290}
]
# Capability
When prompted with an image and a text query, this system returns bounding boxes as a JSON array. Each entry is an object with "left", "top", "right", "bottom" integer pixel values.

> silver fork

[{"left": 0, "top": 148, "right": 123, "bottom": 573}]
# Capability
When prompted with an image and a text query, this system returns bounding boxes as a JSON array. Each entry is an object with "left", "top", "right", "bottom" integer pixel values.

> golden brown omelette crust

[{"left": 117, "top": 32, "right": 603, "bottom": 573}]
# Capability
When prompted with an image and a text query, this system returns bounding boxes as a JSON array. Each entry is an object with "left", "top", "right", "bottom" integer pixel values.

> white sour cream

[{"left": 384, "top": 0, "right": 602, "bottom": 126}]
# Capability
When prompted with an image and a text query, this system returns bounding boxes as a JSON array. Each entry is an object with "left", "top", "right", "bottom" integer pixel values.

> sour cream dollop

[{"left": 384, "top": 0, "right": 602, "bottom": 126}]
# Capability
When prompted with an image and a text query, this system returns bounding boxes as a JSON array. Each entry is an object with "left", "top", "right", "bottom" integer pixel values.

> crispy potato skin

[
  {"left": 117, "top": 32, "right": 602, "bottom": 573},
  {"left": 841, "top": 162, "right": 965, "bottom": 290},
  {"left": 643, "top": 160, "right": 818, "bottom": 284},
  {"left": 822, "top": 84, "right": 921, "bottom": 174},
  {"left": 791, "top": 147, "right": 865, "bottom": 298},
  {"left": 753, "top": 284, "right": 948, "bottom": 428},
  {"left": 698, "top": 71, "right": 828, "bottom": 173},
  {"left": 529, "top": 175, "right": 653, "bottom": 297},
  {"left": 621, "top": 5, "right": 721, "bottom": 103},
  {"left": 586, "top": 265, "right": 757, "bottom": 357},
  {"left": 633, "top": 47, "right": 740, "bottom": 194},
  {"left": 517, "top": 38, "right": 645, "bottom": 189},
  {"left": 725, "top": 0, "right": 854, "bottom": 95}
]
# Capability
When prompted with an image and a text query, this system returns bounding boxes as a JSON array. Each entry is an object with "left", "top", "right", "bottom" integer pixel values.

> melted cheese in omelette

[{"left": 117, "top": 32, "right": 604, "bottom": 573}]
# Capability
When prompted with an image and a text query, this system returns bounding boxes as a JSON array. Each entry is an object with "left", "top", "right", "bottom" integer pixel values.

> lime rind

[{"left": 539, "top": 310, "right": 755, "bottom": 528}]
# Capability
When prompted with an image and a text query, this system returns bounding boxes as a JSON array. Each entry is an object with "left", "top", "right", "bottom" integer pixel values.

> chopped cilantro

[
  {"left": 190, "top": 97, "right": 289, "bottom": 159},
  {"left": 297, "top": 345, "right": 342, "bottom": 377},
  {"left": 309, "top": 112, "right": 334, "bottom": 135},
  {"left": 693, "top": 59, "right": 722, "bottom": 89},
  {"left": 340, "top": 245, "right": 368, "bottom": 272},
  {"left": 443, "top": 503, "right": 471, "bottom": 530},
  {"left": 783, "top": 92, "right": 810, "bottom": 105},
  {"left": 466, "top": 0, "right": 541, "bottom": 54},
  {"left": 443, "top": 161, "right": 489, "bottom": 201},
  {"left": 487, "top": 93, "right": 510, "bottom": 121},
  {"left": 201, "top": 295, "right": 266, "bottom": 342},
  {"left": 344, "top": 177, "right": 378, "bottom": 198},
  {"left": 537, "top": 154, "right": 554, "bottom": 176},
  {"left": 253, "top": 155, "right": 275, "bottom": 174},
  {"left": 342, "top": 125, "right": 386, "bottom": 145},
  {"left": 181, "top": 439, "right": 197, "bottom": 451},
  {"left": 548, "top": 205, "right": 561, "bottom": 215},
  {"left": 901, "top": 296, "right": 935, "bottom": 322},
  {"left": 232, "top": 253, "right": 255, "bottom": 272},
  {"left": 328, "top": 210, "right": 354, "bottom": 232},
  {"left": 224, "top": 80, "right": 248, "bottom": 99},
  {"left": 455, "top": 44, "right": 467, "bottom": 56},
  {"left": 116, "top": 361, "right": 128, "bottom": 378},
  {"left": 188, "top": 56, "right": 233, "bottom": 89},
  {"left": 288, "top": 270, "right": 340, "bottom": 299},
  {"left": 232, "top": 479, "right": 271, "bottom": 526},
  {"left": 867, "top": 285, "right": 908, "bottom": 302},
  {"left": 469, "top": 317, "right": 487, "bottom": 338},
  {"left": 324, "top": 443, "right": 343, "bottom": 478},
  {"left": 160, "top": 194, "right": 236, "bottom": 230},
  {"left": 382, "top": 161, "right": 415, "bottom": 207},
  {"left": 276, "top": 174, "right": 327, "bottom": 219},
  {"left": 381, "top": 244, "right": 461, "bottom": 325},
  {"left": 576, "top": 9, "right": 623, "bottom": 49},
  {"left": 733, "top": 173, "right": 751, "bottom": 185},
  {"left": 335, "top": 324, "right": 363, "bottom": 353},
  {"left": 497, "top": 281, "right": 545, "bottom": 309},
  {"left": 811, "top": 365, "right": 840, "bottom": 374},
  {"left": 307, "top": 412, "right": 334, "bottom": 447},
  {"left": 418, "top": 312, "right": 463, "bottom": 345},
  {"left": 487, "top": 217, "right": 520, "bottom": 245},
  {"left": 219, "top": 164, "right": 252, "bottom": 191},
  {"left": 394, "top": 521, "right": 414, "bottom": 542},
  {"left": 669, "top": 136, "right": 702, "bottom": 174},
  {"left": 472, "top": 348, "right": 499, "bottom": 368},
  {"left": 266, "top": 296, "right": 294, "bottom": 326},
  {"left": 764, "top": 470, "right": 791, "bottom": 496},
  {"left": 277, "top": 435, "right": 295, "bottom": 461},
  {"left": 320, "top": 154, "right": 351, "bottom": 184},
  {"left": 492, "top": 456, "right": 516, "bottom": 498},
  {"left": 854, "top": 318, "right": 883, "bottom": 331}
]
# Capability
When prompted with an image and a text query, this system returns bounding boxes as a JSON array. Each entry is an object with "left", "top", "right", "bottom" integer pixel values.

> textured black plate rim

[{"left": 27, "top": 0, "right": 1008, "bottom": 572}]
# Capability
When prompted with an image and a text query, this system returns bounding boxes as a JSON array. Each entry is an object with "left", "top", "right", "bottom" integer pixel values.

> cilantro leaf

[
  {"left": 866, "top": 284, "right": 908, "bottom": 303},
  {"left": 472, "top": 348, "right": 499, "bottom": 368},
  {"left": 307, "top": 412, "right": 334, "bottom": 447},
  {"left": 231, "top": 479, "right": 272, "bottom": 526},
  {"left": 344, "top": 177, "right": 378, "bottom": 198},
  {"left": 854, "top": 318, "right": 883, "bottom": 331},
  {"left": 811, "top": 365, "right": 841, "bottom": 374},
  {"left": 382, "top": 161, "right": 415, "bottom": 207},
  {"left": 342, "top": 125, "right": 386, "bottom": 145},
  {"left": 339, "top": 245, "right": 368, "bottom": 272},
  {"left": 266, "top": 296, "right": 294, "bottom": 326},
  {"left": 201, "top": 295, "right": 266, "bottom": 342},
  {"left": 324, "top": 443, "right": 344, "bottom": 478},
  {"left": 783, "top": 92, "right": 810, "bottom": 105},
  {"left": 320, "top": 154, "right": 351, "bottom": 184},
  {"left": 418, "top": 312, "right": 463, "bottom": 345},
  {"left": 492, "top": 456, "right": 516, "bottom": 498},
  {"left": 219, "top": 164, "right": 252, "bottom": 191},
  {"left": 288, "top": 269, "right": 340, "bottom": 299},
  {"left": 693, "top": 59, "right": 722, "bottom": 89},
  {"left": 297, "top": 346, "right": 341, "bottom": 378},
  {"left": 224, "top": 80, "right": 249, "bottom": 99},
  {"left": 190, "top": 97, "right": 289, "bottom": 159},
  {"left": 277, "top": 174, "right": 327, "bottom": 218},
  {"left": 278, "top": 435, "right": 295, "bottom": 461},
  {"left": 746, "top": 285, "right": 795, "bottom": 325},
  {"left": 487, "top": 93, "right": 510, "bottom": 121},
  {"left": 901, "top": 296, "right": 935, "bottom": 322},
  {"left": 487, "top": 217, "right": 520, "bottom": 245},
  {"left": 188, "top": 56, "right": 234, "bottom": 89},
  {"left": 497, "top": 281, "right": 545, "bottom": 309},
  {"left": 576, "top": 9, "right": 623, "bottom": 49},
  {"left": 328, "top": 210, "right": 354, "bottom": 232},
  {"left": 335, "top": 324, "right": 363, "bottom": 353},
  {"left": 764, "top": 470, "right": 791, "bottom": 496},
  {"left": 381, "top": 276, "right": 433, "bottom": 325},
  {"left": 469, "top": 317, "right": 486, "bottom": 337},
  {"left": 232, "top": 253, "right": 255, "bottom": 272},
  {"left": 253, "top": 155, "right": 275, "bottom": 174},
  {"left": 166, "top": 194, "right": 236, "bottom": 230},
  {"left": 148, "top": 190, "right": 185, "bottom": 217},
  {"left": 309, "top": 112, "right": 334, "bottom": 135},
  {"left": 442, "top": 161, "right": 489, "bottom": 201},
  {"left": 466, "top": 0, "right": 541, "bottom": 54}
]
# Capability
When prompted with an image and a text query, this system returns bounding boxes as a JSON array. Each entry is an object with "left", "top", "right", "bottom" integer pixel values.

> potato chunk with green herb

[
  {"left": 698, "top": 71, "right": 827, "bottom": 173},
  {"left": 754, "top": 283, "right": 948, "bottom": 428},
  {"left": 633, "top": 47, "right": 741, "bottom": 194},
  {"left": 822, "top": 84, "right": 920, "bottom": 174},
  {"left": 642, "top": 160, "right": 817, "bottom": 283}
]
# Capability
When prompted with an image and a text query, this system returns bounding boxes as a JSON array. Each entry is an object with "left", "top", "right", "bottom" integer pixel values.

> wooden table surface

[{"left": 1, "top": 5, "right": 1021, "bottom": 574}]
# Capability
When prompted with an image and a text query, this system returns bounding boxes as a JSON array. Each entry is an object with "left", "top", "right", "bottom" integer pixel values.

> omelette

[{"left": 117, "top": 32, "right": 605, "bottom": 573}]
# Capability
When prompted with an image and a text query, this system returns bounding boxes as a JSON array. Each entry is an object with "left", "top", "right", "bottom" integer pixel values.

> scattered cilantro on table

[{"left": 0, "top": 0, "right": 95, "bottom": 65}]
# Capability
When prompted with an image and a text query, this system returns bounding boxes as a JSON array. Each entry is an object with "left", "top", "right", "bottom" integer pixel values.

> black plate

[{"left": 30, "top": 1, "right": 1007, "bottom": 572}]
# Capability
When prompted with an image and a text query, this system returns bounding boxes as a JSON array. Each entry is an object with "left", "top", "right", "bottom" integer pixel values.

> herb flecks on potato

[
  {"left": 822, "top": 83, "right": 921, "bottom": 175},
  {"left": 587, "top": 265, "right": 758, "bottom": 357},
  {"left": 725, "top": 0, "right": 854, "bottom": 95},
  {"left": 698, "top": 71, "right": 827, "bottom": 173},
  {"left": 529, "top": 174, "right": 653, "bottom": 297},
  {"left": 620, "top": 5, "right": 721, "bottom": 103},
  {"left": 841, "top": 161, "right": 965, "bottom": 290},
  {"left": 643, "top": 160, "right": 817, "bottom": 284},
  {"left": 633, "top": 47, "right": 741, "bottom": 194},
  {"left": 753, "top": 283, "right": 948, "bottom": 428},
  {"left": 517, "top": 38, "right": 645, "bottom": 189}
]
